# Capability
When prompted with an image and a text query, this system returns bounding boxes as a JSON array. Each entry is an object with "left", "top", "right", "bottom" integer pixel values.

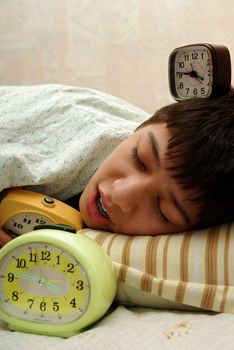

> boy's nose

[{"left": 111, "top": 177, "right": 148, "bottom": 213}]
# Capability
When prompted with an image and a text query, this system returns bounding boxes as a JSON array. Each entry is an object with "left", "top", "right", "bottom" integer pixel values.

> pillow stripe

[
  {"left": 119, "top": 236, "right": 134, "bottom": 283},
  {"left": 122, "top": 236, "right": 134, "bottom": 266},
  {"left": 95, "top": 232, "right": 109, "bottom": 246},
  {"left": 107, "top": 233, "right": 119, "bottom": 256},
  {"left": 158, "top": 280, "right": 164, "bottom": 297},
  {"left": 200, "top": 228, "right": 219, "bottom": 309},
  {"left": 220, "top": 286, "right": 229, "bottom": 312},
  {"left": 201, "top": 284, "right": 217, "bottom": 310},
  {"left": 140, "top": 272, "right": 154, "bottom": 292},
  {"left": 180, "top": 233, "right": 193, "bottom": 282},
  {"left": 145, "top": 236, "right": 160, "bottom": 276},
  {"left": 224, "top": 223, "right": 232, "bottom": 286},
  {"left": 158, "top": 236, "right": 171, "bottom": 297},
  {"left": 219, "top": 224, "right": 232, "bottom": 311},
  {"left": 163, "top": 236, "right": 171, "bottom": 280},
  {"left": 118, "top": 265, "right": 128, "bottom": 283},
  {"left": 175, "top": 234, "right": 193, "bottom": 303},
  {"left": 205, "top": 227, "right": 219, "bottom": 285},
  {"left": 175, "top": 281, "right": 187, "bottom": 304}
]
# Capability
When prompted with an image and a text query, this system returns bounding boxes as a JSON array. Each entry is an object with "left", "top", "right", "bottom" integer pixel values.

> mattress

[{"left": 0, "top": 305, "right": 233, "bottom": 350}]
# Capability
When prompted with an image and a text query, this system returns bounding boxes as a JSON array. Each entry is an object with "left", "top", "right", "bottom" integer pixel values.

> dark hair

[{"left": 139, "top": 95, "right": 234, "bottom": 229}]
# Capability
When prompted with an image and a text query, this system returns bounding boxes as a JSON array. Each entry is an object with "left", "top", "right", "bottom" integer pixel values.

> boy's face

[{"left": 79, "top": 122, "right": 199, "bottom": 235}]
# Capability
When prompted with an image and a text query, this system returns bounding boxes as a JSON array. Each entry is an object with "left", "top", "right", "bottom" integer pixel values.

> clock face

[
  {"left": 0, "top": 242, "right": 90, "bottom": 324},
  {"left": 170, "top": 45, "right": 214, "bottom": 100},
  {"left": 3, "top": 213, "right": 55, "bottom": 237}
]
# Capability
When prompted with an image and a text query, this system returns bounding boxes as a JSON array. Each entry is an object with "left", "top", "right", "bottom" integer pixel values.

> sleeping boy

[{"left": 0, "top": 85, "right": 233, "bottom": 246}]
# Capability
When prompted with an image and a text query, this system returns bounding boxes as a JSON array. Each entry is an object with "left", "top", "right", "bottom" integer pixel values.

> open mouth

[{"left": 97, "top": 195, "right": 109, "bottom": 219}]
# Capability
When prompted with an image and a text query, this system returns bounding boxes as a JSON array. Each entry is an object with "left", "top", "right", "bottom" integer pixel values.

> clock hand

[
  {"left": 189, "top": 70, "right": 203, "bottom": 82},
  {"left": 47, "top": 279, "right": 64, "bottom": 283},
  {"left": 13, "top": 271, "right": 39, "bottom": 283},
  {"left": 176, "top": 71, "right": 190, "bottom": 75},
  {"left": 189, "top": 63, "right": 203, "bottom": 83},
  {"left": 14, "top": 271, "right": 64, "bottom": 294},
  {"left": 33, "top": 250, "right": 64, "bottom": 294},
  {"left": 43, "top": 280, "right": 64, "bottom": 294},
  {"left": 176, "top": 71, "right": 204, "bottom": 81}
]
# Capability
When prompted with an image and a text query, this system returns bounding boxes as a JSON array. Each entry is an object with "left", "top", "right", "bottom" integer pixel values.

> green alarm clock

[{"left": 0, "top": 226, "right": 117, "bottom": 337}]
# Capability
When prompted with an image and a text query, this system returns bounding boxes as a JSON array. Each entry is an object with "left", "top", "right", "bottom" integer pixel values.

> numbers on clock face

[
  {"left": 174, "top": 46, "right": 213, "bottom": 99},
  {"left": 3, "top": 213, "right": 54, "bottom": 237},
  {"left": 0, "top": 243, "right": 90, "bottom": 324}
]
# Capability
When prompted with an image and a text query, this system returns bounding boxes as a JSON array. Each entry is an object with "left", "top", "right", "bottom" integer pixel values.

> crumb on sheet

[{"left": 164, "top": 321, "right": 189, "bottom": 339}]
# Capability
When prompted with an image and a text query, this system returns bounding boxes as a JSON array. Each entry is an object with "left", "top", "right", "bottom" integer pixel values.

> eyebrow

[
  {"left": 148, "top": 131, "right": 160, "bottom": 166},
  {"left": 147, "top": 131, "right": 190, "bottom": 225}
]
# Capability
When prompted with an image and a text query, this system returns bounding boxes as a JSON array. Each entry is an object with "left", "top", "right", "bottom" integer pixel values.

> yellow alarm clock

[
  {"left": 0, "top": 227, "right": 117, "bottom": 337},
  {"left": 0, "top": 188, "right": 83, "bottom": 237}
]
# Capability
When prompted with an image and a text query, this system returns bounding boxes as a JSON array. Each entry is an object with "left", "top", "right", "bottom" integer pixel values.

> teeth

[{"left": 97, "top": 196, "right": 109, "bottom": 218}]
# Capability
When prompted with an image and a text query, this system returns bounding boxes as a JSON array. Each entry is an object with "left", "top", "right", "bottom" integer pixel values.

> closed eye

[
  {"left": 131, "top": 146, "right": 146, "bottom": 171},
  {"left": 155, "top": 197, "right": 169, "bottom": 223}
]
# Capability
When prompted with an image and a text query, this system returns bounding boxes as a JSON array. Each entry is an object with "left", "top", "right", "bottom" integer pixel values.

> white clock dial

[
  {"left": 174, "top": 45, "right": 213, "bottom": 99},
  {"left": 0, "top": 242, "right": 90, "bottom": 324},
  {"left": 3, "top": 213, "right": 54, "bottom": 237}
]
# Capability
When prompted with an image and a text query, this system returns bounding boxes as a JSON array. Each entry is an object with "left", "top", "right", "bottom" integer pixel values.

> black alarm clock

[{"left": 169, "top": 43, "right": 231, "bottom": 101}]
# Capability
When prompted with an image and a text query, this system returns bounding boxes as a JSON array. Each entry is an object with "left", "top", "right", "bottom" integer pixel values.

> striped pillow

[{"left": 80, "top": 223, "right": 234, "bottom": 313}]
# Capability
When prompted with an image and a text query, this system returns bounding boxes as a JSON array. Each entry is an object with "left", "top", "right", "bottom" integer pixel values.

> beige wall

[{"left": 1, "top": 0, "right": 234, "bottom": 113}]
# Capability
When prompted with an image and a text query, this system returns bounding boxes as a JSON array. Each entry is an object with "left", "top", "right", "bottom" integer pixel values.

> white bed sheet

[{"left": 1, "top": 306, "right": 233, "bottom": 350}]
